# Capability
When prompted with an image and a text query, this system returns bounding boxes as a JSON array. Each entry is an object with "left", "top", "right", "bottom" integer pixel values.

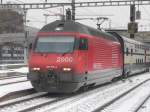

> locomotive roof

[{"left": 40, "top": 20, "right": 119, "bottom": 42}]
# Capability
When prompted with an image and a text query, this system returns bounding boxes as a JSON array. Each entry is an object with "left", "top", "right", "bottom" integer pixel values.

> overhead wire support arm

[
  {"left": 0, "top": 3, "right": 71, "bottom": 10},
  {"left": 75, "top": 0, "right": 150, "bottom": 7},
  {"left": 0, "top": 0, "right": 150, "bottom": 10}
]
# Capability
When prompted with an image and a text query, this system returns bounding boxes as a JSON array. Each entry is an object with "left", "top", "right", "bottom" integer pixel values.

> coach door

[
  {"left": 78, "top": 38, "right": 88, "bottom": 73},
  {"left": 145, "top": 49, "right": 146, "bottom": 63}
]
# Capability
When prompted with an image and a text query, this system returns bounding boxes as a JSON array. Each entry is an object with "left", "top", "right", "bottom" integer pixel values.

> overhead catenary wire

[{"left": 12, "top": 0, "right": 62, "bottom": 25}]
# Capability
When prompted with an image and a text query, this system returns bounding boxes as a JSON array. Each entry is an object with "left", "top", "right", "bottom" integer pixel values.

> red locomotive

[{"left": 28, "top": 20, "right": 150, "bottom": 93}]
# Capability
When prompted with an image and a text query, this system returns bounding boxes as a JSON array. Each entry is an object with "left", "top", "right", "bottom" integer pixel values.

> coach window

[
  {"left": 131, "top": 49, "right": 133, "bottom": 56},
  {"left": 126, "top": 48, "right": 129, "bottom": 56},
  {"left": 79, "top": 38, "right": 88, "bottom": 50},
  {"left": 142, "top": 59, "right": 143, "bottom": 63}
]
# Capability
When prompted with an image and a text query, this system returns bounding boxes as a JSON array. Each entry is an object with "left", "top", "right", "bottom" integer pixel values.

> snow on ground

[
  {"left": 0, "top": 77, "right": 27, "bottom": 85},
  {"left": 102, "top": 80, "right": 150, "bottom": 112},
  {"left": 35, "top": 72, "right": 150, "bottom": 112},
  {"left": 11, "top": 67, "right": 29, "bottom": 74},
  {"left": 0, "top": 67, "right": 29, "bottom": 74},
  {"left": 0, "top": 63, "right": 26, "bottom": 67},
  {"left": 138, "top": 97, "right": 150, "bottom": 112},
  {"left": 1, "top": 68, "right": 150, "bottom": 112},
  {"left": 0, "top": 66, "right": 31, "bottom": 98},
  {"left": 0, "top": 81, "right": 32, "bottom": 98}
]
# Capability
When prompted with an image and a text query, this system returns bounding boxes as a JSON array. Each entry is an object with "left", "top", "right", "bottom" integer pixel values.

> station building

[
  {"left": 0, "top": 26, "right": 38, "bottom": 63},
  {"left": 0, "top": 3, "right": 38, "bottom": 63}
]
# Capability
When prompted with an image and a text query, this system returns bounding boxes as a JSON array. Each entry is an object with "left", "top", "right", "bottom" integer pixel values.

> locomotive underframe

[{"left": 28, "top": 68, "right": 122, "bottom": 93}]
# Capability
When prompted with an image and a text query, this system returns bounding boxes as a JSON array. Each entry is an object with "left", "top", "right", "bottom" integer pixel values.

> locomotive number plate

[{"left": 56, "top": 57, "right": 73, "bottom": 62}]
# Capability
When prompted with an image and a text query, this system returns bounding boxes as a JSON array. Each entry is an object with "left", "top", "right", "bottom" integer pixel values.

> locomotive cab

[{"left": 28, "top": 34, "right": 89, "bottom": 93}]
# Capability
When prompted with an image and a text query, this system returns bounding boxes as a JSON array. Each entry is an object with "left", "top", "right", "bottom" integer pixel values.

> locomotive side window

[
  {"left": 79, "top": 38, "right": 88, "bottom": 50},
  {"left": 126, "top": 48, "right": 129, "bottom": 56}
]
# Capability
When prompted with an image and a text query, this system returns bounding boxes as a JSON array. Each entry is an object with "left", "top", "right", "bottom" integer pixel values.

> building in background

[
  {"left": 0, "top": 26, "right": 39, "bottom": 63},
  {"left": 0, "top": 5, "right": 24, "bottom": 34},
  {"left": 0, "top": 2, "right": 39, "bottom": 63}
]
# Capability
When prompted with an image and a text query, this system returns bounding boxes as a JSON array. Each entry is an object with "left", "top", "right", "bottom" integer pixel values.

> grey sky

[{"left": 5, "top": 0, "right": 150, "bottom": 31}]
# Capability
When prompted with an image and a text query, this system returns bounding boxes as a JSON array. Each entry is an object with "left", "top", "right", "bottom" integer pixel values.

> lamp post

[
  {"left": 129, "top": 4, "right": 136, "bottom": 38},
  {"left": 23, "top": 9, "right": 28, "bottom": 64},
  {"left": 72, "top": 0, "right": 75, "bottom": 21}
]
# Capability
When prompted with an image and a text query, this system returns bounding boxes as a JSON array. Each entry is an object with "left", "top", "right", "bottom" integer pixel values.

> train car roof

[
  {"left": 121, "top": 36, "right": 150, "bottom": 47},
  {"left": 121, "top": 36, "right": 142, "bottom": 44},
  {"left": 107, "top": 31, "right": 150, "bottom": 48},
  {"left": 40, "top": 20, "right": 119, "bottom": 42}
]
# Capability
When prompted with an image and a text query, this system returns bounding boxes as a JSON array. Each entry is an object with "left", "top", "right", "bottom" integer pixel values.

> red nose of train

[{"left": 28, "top": 53, "right": 74, "bottom": 71}]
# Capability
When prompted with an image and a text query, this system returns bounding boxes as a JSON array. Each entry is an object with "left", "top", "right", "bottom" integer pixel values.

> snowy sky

[{"left": 3, "top": 0, "right": 150, "bottom": 31}]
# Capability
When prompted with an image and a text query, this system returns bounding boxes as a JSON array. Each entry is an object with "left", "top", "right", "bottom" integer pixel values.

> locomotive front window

[{"left": 34, "top": 36, "right": 75, "bottom": 53}]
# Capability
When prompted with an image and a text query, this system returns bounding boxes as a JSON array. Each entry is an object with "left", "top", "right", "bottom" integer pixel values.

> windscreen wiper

[{"left": 62, "top": 50, "right": 71, "bottom": 56}]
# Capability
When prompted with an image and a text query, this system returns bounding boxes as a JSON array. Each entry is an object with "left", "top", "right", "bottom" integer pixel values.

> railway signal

[{"left": 128, "top": 22, "right": 138, "bottom": 34}]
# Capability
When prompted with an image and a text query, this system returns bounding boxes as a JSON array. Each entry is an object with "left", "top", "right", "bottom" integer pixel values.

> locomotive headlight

[
  {"left": 63, "top": 67, "right": 72, "bottom": 71},
  {"left": 32, "top": 67, "right": 40, "bottom": 71}
]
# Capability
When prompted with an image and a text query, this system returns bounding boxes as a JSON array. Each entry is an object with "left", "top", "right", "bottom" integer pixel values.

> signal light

[
  {"left": 63, "top": 68, "right": 71, "bottom": 71},
  {"left": 32, "top": 67, "right": 40, "bottom": 71}
]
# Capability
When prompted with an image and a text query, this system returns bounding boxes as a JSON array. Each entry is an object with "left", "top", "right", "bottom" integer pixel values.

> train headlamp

[
  {"left": 32, "top": 67, "right": 40, "bottom": 71},
  {"left": 63, "top": 68, "right": 72, "bottom": 71}
]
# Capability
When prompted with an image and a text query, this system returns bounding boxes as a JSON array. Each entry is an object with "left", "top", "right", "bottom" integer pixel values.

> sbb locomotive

[{"left": 28, "top": 20, "right": 150, "bottom": 93}]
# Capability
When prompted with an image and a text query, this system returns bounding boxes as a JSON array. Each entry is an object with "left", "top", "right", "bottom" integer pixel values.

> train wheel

[
  {"left": 83, "top": 86, "right": 88, "bottom": 91},
  {"left": 80, "top": 83, "right": 88, "bottom": 92}
]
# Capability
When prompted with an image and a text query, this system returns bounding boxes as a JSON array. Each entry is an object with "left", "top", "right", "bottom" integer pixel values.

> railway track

[
  {"left": 0, "top": 73, "right": 150, "bottom": 112},
  {"left": 0, "top": 92, "right": 47, "bottom": 108},
  {"left": 18, "top": 75, "right": 149, "bottom": 112},
  {"left": 0, "top": 78, "right": 119, "bottom": 112},
  {"left": 134, "top": 94, "right": 150, "bottom": 112},
  {"left": 37, "top": 73, "right": 150, "bottom": 112},
  {"left": 0, "top": 74, "right": 26, "bottom": 80},
  {"left": 0, "top": 73, "right": 27, "bottom": 86},
  {"left": 93, "top": 79, "right": 150, "bottom": 112},
  {"left": 0, "top": 79, "right": 28, "bottom": 86},
  {"left": 0, "top": 92, "right": 68, "bottom": 112},
  {"left": 136, "top": 95, "right": 150, "bottom": 112}
]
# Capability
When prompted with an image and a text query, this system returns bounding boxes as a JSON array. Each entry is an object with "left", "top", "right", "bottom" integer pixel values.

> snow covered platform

[
  {"left": 0, "top": 63, "right": 27, "bottom": 70},
  {"left": 0, "top": 66, "right": 28, "bottom": 77},
  {"left": 0, "top": 67, "right": 31, "bottom": 98}
]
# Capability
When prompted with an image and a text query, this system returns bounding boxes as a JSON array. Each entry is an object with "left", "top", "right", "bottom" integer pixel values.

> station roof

[{"left": 0, "top": 26, "right": 39, "bottom": 44}]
